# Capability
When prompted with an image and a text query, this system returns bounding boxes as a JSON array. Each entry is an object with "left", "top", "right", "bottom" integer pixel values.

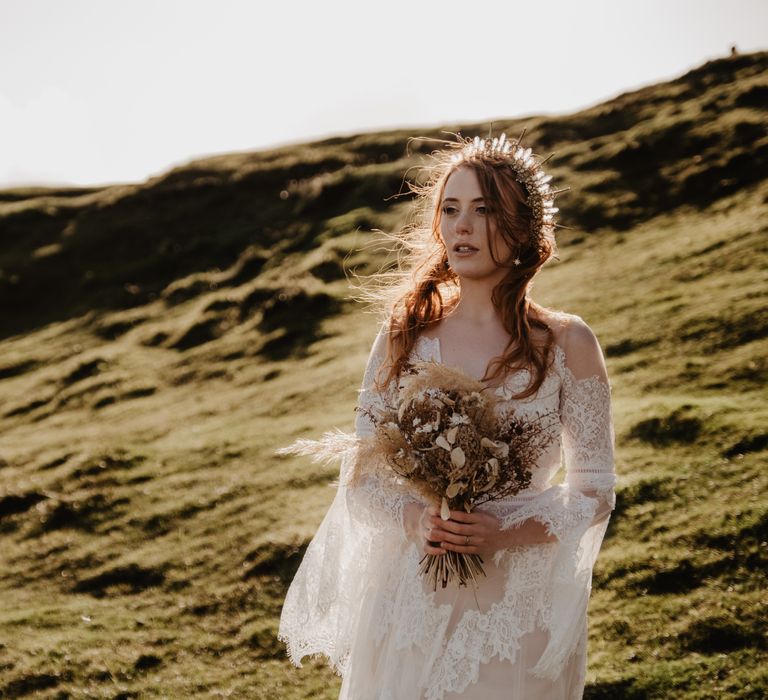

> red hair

[{"left": 351, "top": 133, "right": 563, "bottom": 400}]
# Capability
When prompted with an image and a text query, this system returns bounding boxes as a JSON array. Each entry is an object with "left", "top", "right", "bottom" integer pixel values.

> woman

[{"left": 277, "top": 132, "right": 618, "bottom": 699}]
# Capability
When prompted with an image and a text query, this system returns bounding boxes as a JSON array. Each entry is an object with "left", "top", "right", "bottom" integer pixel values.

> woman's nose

[{"left": 456, "top": 211, "right": 472, "bottom": 232}]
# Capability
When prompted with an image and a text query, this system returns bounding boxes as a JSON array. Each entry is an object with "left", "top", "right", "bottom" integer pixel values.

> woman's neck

[{"left": 446, "top": 278, "right": 505, "bottom": 327}]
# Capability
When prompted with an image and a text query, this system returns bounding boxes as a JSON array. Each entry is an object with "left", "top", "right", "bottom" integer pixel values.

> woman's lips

[
  {"left": 453, "top": 244, "right": 479, "bottom": 256},
  {"left": 454, "top": 247, "right": 478, "bottom": 257}
]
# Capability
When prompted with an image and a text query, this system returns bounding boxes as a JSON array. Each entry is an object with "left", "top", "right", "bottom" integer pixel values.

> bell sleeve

[
  {"left": 494, "top": 317, "right": 618, "bottom": 681},
  {"left": 347, "top": 320, "right": 424, "bottom": 545},
  {"left": 276, "top": 319, "right": 421, "bottom": 675}
]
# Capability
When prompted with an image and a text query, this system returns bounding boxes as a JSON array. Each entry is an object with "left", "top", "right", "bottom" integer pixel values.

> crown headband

[{"left": 449, "top": 130, "right": 569, "bottom": 261}]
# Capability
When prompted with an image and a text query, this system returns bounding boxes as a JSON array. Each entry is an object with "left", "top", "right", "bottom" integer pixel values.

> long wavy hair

[{"left": 351, "top": 132, "right": 564, "bottom": 400}]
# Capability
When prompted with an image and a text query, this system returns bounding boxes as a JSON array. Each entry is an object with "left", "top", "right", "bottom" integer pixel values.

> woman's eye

[{"left": 442, "top": 206, "right": 488, "bottom": 215}]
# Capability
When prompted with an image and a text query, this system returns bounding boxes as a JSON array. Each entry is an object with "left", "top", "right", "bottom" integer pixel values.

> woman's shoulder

[
  {"left": 535, "top": 308, "right": 607, "bottom": 379},
  {"left": 534, "top": 307, "right": 593, "bottom": 345},
  {"left": 543, "top": 317, "right": 610, "bottom": 399}
]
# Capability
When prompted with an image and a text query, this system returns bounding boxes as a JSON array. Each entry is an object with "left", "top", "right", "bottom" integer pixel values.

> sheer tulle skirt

[{"left": 338, "top": 541, "right": 587, "bottom": 700}]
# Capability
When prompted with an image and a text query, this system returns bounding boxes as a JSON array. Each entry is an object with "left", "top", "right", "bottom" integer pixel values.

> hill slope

[{"left": 0, "top": 50, "right": 766, "bottom": 698}]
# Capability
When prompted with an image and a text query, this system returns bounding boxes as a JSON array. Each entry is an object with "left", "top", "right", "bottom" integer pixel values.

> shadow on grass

[
  {"left": 242, "top": 540, "right": 308, "bottom": 586},
  {"left": 584, "top": 677, "right": 649, "bottom": 700},
  {"left": 72, "top": 562, "right": 167, "bottom": 597}
]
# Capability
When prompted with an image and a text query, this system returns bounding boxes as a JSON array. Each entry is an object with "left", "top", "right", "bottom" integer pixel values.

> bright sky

[{"left": 1, "top": 0, "right": 765, "bottom": 188}]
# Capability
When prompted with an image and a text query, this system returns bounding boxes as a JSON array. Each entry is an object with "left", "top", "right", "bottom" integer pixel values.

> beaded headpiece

[{"left": 449, "top": 129, "right": 569, "bottom": 261}]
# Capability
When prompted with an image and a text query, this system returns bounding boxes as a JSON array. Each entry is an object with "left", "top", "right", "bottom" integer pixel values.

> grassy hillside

[{"left": 0, "top": 50, "right": 766, "bottom": 698}]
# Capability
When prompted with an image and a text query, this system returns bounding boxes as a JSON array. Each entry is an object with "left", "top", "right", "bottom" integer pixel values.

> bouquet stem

[{"left": 418, "top": 548, "right": 486, "bottom": 591}]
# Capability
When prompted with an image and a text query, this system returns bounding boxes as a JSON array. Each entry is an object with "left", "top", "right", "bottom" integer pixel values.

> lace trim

[
  {"left": 426, "top": 584, "right": 553, "bottom": 699},
  {"left": 371, "top": 542, "right": 558, "bottom": 700},
  {"left": 554, "top": 346, "right": 615, "bottom": 470},
  {"left": 418, "top": 334, "right": 561, "bottom": 401}
]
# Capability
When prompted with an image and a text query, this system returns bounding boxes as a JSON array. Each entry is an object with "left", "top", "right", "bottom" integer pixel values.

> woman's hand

[
  {"left": 403, "top": 502, "right": 448, "bottom": 557},
  {"left": 429, "top": 509, "right": 558, "bottom": 558}
]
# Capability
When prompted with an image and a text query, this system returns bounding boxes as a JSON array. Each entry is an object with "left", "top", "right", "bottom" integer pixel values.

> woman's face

[{"left": 439, "top": 166, "right": 516, "bottom": 281}]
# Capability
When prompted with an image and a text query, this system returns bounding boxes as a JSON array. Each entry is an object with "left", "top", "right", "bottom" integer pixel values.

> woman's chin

[{"left": 451, "top": 263, "right": 502, "bottom": 281}]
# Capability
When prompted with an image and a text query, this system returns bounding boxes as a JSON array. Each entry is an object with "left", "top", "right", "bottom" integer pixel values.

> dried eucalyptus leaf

[
  {"left": 435, "top": 435, "right": 451, "bottom": 451},
  {"left": 450, "top": 446, "right": 466, "bottom": 468},
  {"left": 441, "top": 496, "right": 451, "bottom": 520},
  {"left": 446, "top": 426, "right": 458, "bottom": 444},
  {"left": 446, "top": 482, "right": 462, "bottom": 498}
]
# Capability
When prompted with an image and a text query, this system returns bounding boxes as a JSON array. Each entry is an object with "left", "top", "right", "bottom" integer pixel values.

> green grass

[{"left": 0, "top": 50, "right": 766, "bottom": 698}]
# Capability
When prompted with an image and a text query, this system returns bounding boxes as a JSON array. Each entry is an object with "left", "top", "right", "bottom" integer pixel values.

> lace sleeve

[
  {"left": 347, "top": 320, "right": 422, "bottom": 545},
  {"left": 559, "top": 318, "right": 617, "bottom": 525},
  {"left": 495, "top": 317, "right": 618, "bottom": 545},
  {"left": 485, "top": 316, "right": 619, "bottom": 682},
  {"left": 276, "top": 320, "right": 422, "bottom": 674}
]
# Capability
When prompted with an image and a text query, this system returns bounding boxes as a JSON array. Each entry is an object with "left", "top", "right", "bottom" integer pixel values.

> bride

[{"left": 277, "top": 132, "right": 618, "bottom": 699}]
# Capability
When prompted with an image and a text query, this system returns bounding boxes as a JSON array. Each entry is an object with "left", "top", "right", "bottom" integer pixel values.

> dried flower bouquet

[{"left": 355, "top": 360, "right": 558, "bottom": 590}]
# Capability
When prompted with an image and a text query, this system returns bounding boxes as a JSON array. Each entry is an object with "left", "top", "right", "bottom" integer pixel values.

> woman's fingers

[
  {"left": 446, "top": 509, "right": 481, "bottom": 523},
  {"left": 422, "top": 523, "right": 446, "bottom": 555},
  {"left": 422, "top": 507, "right": 494, "bottom": 555},
  {"left": 428, "top": 523, "right": 484, "bottom": 546},
  {"left": 430, "top": 515, "right": 474, "bottom": 536},
  {"left": 419, "top": 510, "right": 502, "bottom": 557},
  {"left": 433, "top": 529, "right": 484, "bottom": 546},
  {"left": 423, "top": 541, "right": 446, "bottom": 555},
  {"left": 441, "top": 541, "right": 481, "bottom": 554}
]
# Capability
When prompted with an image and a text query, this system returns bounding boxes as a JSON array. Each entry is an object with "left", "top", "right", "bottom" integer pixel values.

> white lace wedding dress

[{"left": 278, "top": 311, "right": 618, "bottom": 699}]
